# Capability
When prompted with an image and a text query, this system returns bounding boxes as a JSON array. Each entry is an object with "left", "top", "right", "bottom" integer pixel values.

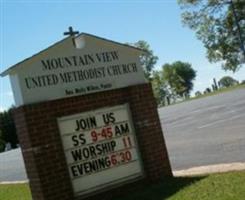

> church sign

[
  {"left": 2, "top": 33, "right": 146, "bottom": 106},
  {"left": 1, "top": 30, "right": 172, "bottom": 200},
  {"left": 58, "top": 104, "right": 143, "bottom": 195}
]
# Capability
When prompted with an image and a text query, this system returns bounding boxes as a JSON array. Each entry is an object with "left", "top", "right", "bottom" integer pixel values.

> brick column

[{"left": 13, "top": 83, "right": 172, "bottom": 200}]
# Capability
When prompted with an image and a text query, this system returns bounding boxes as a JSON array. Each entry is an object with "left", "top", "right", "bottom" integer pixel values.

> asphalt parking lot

[{"left": 159, "top": 88, "right": 245, "bottom": 170}]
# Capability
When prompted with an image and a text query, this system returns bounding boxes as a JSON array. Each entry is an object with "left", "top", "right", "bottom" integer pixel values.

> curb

[
  {"left": 0, "top": 180, "right": 28, "bottom": 184},
  {"left": 173, "top": 162, "right": 245, "bottom": 177}
]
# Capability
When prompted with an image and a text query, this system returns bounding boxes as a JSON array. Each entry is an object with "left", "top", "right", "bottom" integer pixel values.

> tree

[
  {"left": 218, "top": 76, "right": 238, "bottom": 87},
  {"left": 178, "top": 0, "right": 245, "bottom": 72},
  {"left": 0, "top": 129, "right": 5, "bottom": 152},
  {"left": 0, "top": 109, "right": 18, "bottom": 149},
  {"left": 151, "top": 71, "right": 170, "bottom": 105},
  {"left": 162, "top": 61, "right": 196, "bottom": 97},
  {"left": 130, "top": 40, "right": 158, "bottom": 80},
  {"left": 213, "top": 78, "right": 219, "bottom": 90},
  {"left": 195, "top": 91, "right": 202, "bottom": 96},
  {"left": 204, "top": 87, "right": 211, "bottom": 93}
]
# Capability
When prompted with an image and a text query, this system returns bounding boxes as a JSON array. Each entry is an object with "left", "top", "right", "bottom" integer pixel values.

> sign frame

[{"left": 57, "top": 103, "right": 144, "bottom": 196}]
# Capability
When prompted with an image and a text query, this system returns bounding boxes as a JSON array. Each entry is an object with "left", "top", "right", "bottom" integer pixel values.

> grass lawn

[
  {"left": 0, "top": 183, "right": 31, "bottom": 200},
  {"left": 189, "top": 84, "right": 245, "bottom": 101},
  {"left": 1, "top": 171, "right": 245, "bottom": 200},
  {"left": 165, "top": 84, "right": 245, "bottom": 107},
  {"left": 119, "top": 171, "right": 245, "bottom": 200}
]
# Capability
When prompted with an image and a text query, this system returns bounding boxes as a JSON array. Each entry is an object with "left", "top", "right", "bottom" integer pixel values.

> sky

[{"left": 0, "top": 0, "right": 244, "bottom": 111}]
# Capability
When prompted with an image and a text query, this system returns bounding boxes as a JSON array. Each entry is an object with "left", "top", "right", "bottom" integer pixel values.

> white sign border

[{"left": 57, "top": 103, "right": 145, "bottom": 197}]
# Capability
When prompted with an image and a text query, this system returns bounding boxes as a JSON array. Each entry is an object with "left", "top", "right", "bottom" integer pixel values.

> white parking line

[
  {"left": 198, "top": 113, "right": 245, "bottom": 129},
  {"left": 189, "top": 105, "right": 226, "bottom": 115}
]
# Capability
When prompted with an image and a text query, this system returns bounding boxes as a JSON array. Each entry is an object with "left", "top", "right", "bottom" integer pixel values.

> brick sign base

[{"left": 13, "top": 83, "right": 172, "bottom": 200}]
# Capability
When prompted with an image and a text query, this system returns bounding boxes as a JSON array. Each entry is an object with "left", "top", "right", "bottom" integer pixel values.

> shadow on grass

[{"left": 118, "top": 176, "right": 206, "bottom": 200}]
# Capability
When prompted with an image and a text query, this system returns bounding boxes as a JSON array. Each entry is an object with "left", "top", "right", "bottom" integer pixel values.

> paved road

[
  {"left": 0, "top": 88, "right": 245, "bottom": 181},
  {"left": 159, "top": 88, "right": 245, "bottom": 170},
  {"left": 0, "top": 148, "right": 27, "bottom": 181}
]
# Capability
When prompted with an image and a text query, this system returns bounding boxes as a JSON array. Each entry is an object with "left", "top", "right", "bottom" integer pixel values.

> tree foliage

[
  {"left": 162, "top": 61, "right": 196, "bottom": 97},
  {"left": 130, "top": 40, "right": 158, "bottom": 80},
  {"left": 0, "top": 109, "right": 18, "bottom": 151},
  {"left": 178, "top": 0, "right": 245, "bottom": 72},
  {"left": 0, "top": 129, "right": 5, "bottom": 152},
  {"left": 151, "top": 71, "right": 170, "bottom": 105},
  {"left": 218, "top": 76, "right": 238, "bottom": 87},
  {"left": 195, "top": 91, "right": 202, "bottom": 96}
]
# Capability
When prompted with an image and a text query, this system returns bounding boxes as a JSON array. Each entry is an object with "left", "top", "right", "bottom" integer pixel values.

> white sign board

[
  {"left": 57, "top": 104, "right": 143, "bottom": 196},
  {"left": 7, "top": 35, "right": 146, "bottom": 106}
]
